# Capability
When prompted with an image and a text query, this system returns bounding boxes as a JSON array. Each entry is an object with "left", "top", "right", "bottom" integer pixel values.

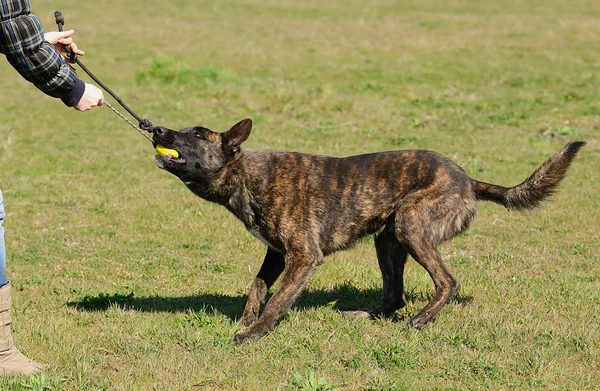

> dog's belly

[
  {"left": 321, "top": 220, "right": 386, "bottom": 255},
  {"left": 315, "top": 198, "right": 396, "bottom": 254}
]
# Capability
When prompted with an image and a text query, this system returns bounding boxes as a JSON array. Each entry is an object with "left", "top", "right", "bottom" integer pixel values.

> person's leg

[
  {"left": 0, "top": 189, "right": 7, "bottom": 287},
  {"left": 0, "top": 189, "right": 44, "bottom": 376}
]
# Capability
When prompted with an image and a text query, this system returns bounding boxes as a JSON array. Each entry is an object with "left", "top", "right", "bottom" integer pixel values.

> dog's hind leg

[
  {"left": 343, "top": 226, "right": 408, "bottom": 319},
  {"left": 240, "top": 247, "right": 286, "bottom": 327},
  {"left": 233, "top": 250, "right": 322, "bottom": 343},
  {"left": 403, "top": 241, "right": 459, "bottom": 329},
  {"left": 394, "top": 189, "right": 469, "bottom": 329}
]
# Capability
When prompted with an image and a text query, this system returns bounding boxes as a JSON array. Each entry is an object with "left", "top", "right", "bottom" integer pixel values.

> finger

[
  {"left": 60, "top": 42, "right": 85, "bottom": 56},
  {"left": 69, "top": 42, "right": 85, "bottom": 56},
  {"left": 58, "top": 29, "right": 75, "bottom": 40},
  {"left": 57, "top": 38, "right": 84, "bottom": 55},
  {"left": 58, "top": 37, "right": 74, "bottom": 46},
  {"left": 44, "top": 29, "right": 74, "bottom": 44}
]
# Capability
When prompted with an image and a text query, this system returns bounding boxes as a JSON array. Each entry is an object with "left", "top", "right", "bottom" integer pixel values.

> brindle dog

[{"left": 152, "top": 119, "right": 584, "bottom": 343}]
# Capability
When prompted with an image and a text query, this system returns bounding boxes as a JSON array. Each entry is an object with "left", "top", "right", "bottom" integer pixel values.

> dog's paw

[
  {"left": 232, "top": 330, "right": 265, "bottom": 344},
  {"left": 340, "top": 310, "right": 372, "bottom": 319},
  {"left": 407, "top": 316, "right": 429, "bottom": 330}
]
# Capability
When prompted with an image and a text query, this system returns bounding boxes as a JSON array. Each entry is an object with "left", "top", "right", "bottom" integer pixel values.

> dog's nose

[{"left": 153, "top": 126, "right": 167, "bottom": 136}]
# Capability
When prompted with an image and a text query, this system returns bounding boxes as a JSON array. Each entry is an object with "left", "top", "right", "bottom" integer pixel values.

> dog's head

[{"left": 152, "top": 118, "right": 252, "bottom": 180}]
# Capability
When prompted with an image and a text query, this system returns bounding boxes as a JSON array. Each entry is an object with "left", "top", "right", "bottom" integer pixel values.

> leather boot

[{"left": 0, "top": 282, "right": 44, "bottom": 376}]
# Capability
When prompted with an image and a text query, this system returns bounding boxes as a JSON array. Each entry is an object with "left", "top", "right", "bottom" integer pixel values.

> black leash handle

[{"left": 54, "top": 11, "right": 154, "bottom": 132}]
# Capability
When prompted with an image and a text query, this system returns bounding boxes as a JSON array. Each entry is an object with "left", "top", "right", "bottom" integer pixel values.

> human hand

[
  {"left": 75, "top": 83, "right": 104, "bottom": 111},
  {"left": 44, "top": 29, "right": 84, "bottom": 63}
]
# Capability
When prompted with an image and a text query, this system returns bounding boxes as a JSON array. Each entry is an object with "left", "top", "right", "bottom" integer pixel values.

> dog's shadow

[{"left": 68, "top": 282, "right": 472, "bottom": 322}]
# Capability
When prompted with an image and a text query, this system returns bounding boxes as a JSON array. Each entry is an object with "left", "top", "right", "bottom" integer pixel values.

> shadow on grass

[{"left": 67, "top": 282, "right": 472, "bottom": 322}]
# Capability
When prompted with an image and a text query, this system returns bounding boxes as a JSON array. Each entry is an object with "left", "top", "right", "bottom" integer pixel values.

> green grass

[{"left": 0, "top": 0, "right": 599, "bottom": 390}]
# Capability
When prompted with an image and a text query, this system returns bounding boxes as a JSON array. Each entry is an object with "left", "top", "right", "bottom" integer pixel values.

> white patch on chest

[{"left": 249, "top": 227, "right": 279, "bottom": 251}]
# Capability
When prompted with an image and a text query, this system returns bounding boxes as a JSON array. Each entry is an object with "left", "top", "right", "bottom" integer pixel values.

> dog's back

[{"left": 236, "top": 149, "right": 477, "bottom": 254}]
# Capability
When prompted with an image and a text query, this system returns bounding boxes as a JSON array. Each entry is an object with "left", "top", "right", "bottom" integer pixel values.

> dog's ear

[{"left": 222, "top": 118, "right": 252, "bottom": 156}]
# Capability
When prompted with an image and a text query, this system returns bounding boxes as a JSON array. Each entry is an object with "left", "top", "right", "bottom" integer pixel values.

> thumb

[
  {"left": 44, "top": 29, "right": 75, "bottom": 44},
  {"left": 57, "top": 29, "right": 75, "bottom": 40}
]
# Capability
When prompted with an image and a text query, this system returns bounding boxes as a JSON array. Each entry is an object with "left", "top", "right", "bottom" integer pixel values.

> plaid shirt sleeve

[{"left": 0, "top": 0, "right": 85, "bottom": 106}]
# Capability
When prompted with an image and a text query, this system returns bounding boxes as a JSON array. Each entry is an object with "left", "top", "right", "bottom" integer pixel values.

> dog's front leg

[
  {"left": 240, "top": 248, "right": 285, "bottom": 327},
  {"left": 233, "top": 250, "right": 322, "bottom": 343}
]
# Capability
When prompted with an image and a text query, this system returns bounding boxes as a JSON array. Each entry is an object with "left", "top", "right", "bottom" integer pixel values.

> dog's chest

[
  {"left": 248, "top": 226, "right": 281, "bottom": 251},
  {"left": 226, "top": 190, "right": 284, "bottom": 252}
]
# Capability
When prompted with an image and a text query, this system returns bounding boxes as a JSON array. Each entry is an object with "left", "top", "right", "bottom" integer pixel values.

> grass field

[{"left": 0, "top": 0, "right": 599, "bottom": 390}]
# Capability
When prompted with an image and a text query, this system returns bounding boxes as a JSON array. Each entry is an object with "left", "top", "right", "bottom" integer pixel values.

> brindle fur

[{"left": 152, "top": 119, "right": 585, "bottom": 343}]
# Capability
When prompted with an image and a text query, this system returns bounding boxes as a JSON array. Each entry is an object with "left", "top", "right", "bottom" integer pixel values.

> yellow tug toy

[{"left": 155, "top": 145, "right": 179, "bottom": 158}]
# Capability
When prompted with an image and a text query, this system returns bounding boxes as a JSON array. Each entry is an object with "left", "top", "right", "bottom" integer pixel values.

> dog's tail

[{"left": 471, "top": 141, "right": 585, "bottom": 211}]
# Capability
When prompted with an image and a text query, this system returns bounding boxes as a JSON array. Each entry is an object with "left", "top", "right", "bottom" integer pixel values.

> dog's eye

[{"left": 193, "top": 131, "right": 203, "bottom": 139}]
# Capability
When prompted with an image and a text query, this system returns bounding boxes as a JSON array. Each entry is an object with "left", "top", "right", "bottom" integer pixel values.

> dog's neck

[{"left": 182, "top": 152, "right": 268, "bottom": 231}]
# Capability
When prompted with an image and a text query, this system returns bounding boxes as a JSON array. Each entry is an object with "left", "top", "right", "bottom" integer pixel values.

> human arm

[
  {"left": 43, "top": 29, "right": 104, "bottom": 111},
  {"left": 0, "top": 0, "right": 103, "bottom": 110}
]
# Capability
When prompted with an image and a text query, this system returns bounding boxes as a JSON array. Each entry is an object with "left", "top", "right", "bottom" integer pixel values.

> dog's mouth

[{"left": 154, "top": 145, "right": 186, "bottom": 165}]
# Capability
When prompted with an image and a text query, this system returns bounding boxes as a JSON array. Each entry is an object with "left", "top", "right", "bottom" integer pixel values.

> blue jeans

[{"left": 0, "top": 189, "right": 7, "bottom": 286}]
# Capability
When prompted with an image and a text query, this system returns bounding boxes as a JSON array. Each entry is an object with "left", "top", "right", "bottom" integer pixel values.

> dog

[{"left": 152, "top": 118, "right": 584, "bottom": 343}]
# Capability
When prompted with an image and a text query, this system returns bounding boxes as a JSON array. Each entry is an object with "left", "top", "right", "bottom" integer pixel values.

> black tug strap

[{"left": 54, "top": 10, "right": 154, "bottom": 132}]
